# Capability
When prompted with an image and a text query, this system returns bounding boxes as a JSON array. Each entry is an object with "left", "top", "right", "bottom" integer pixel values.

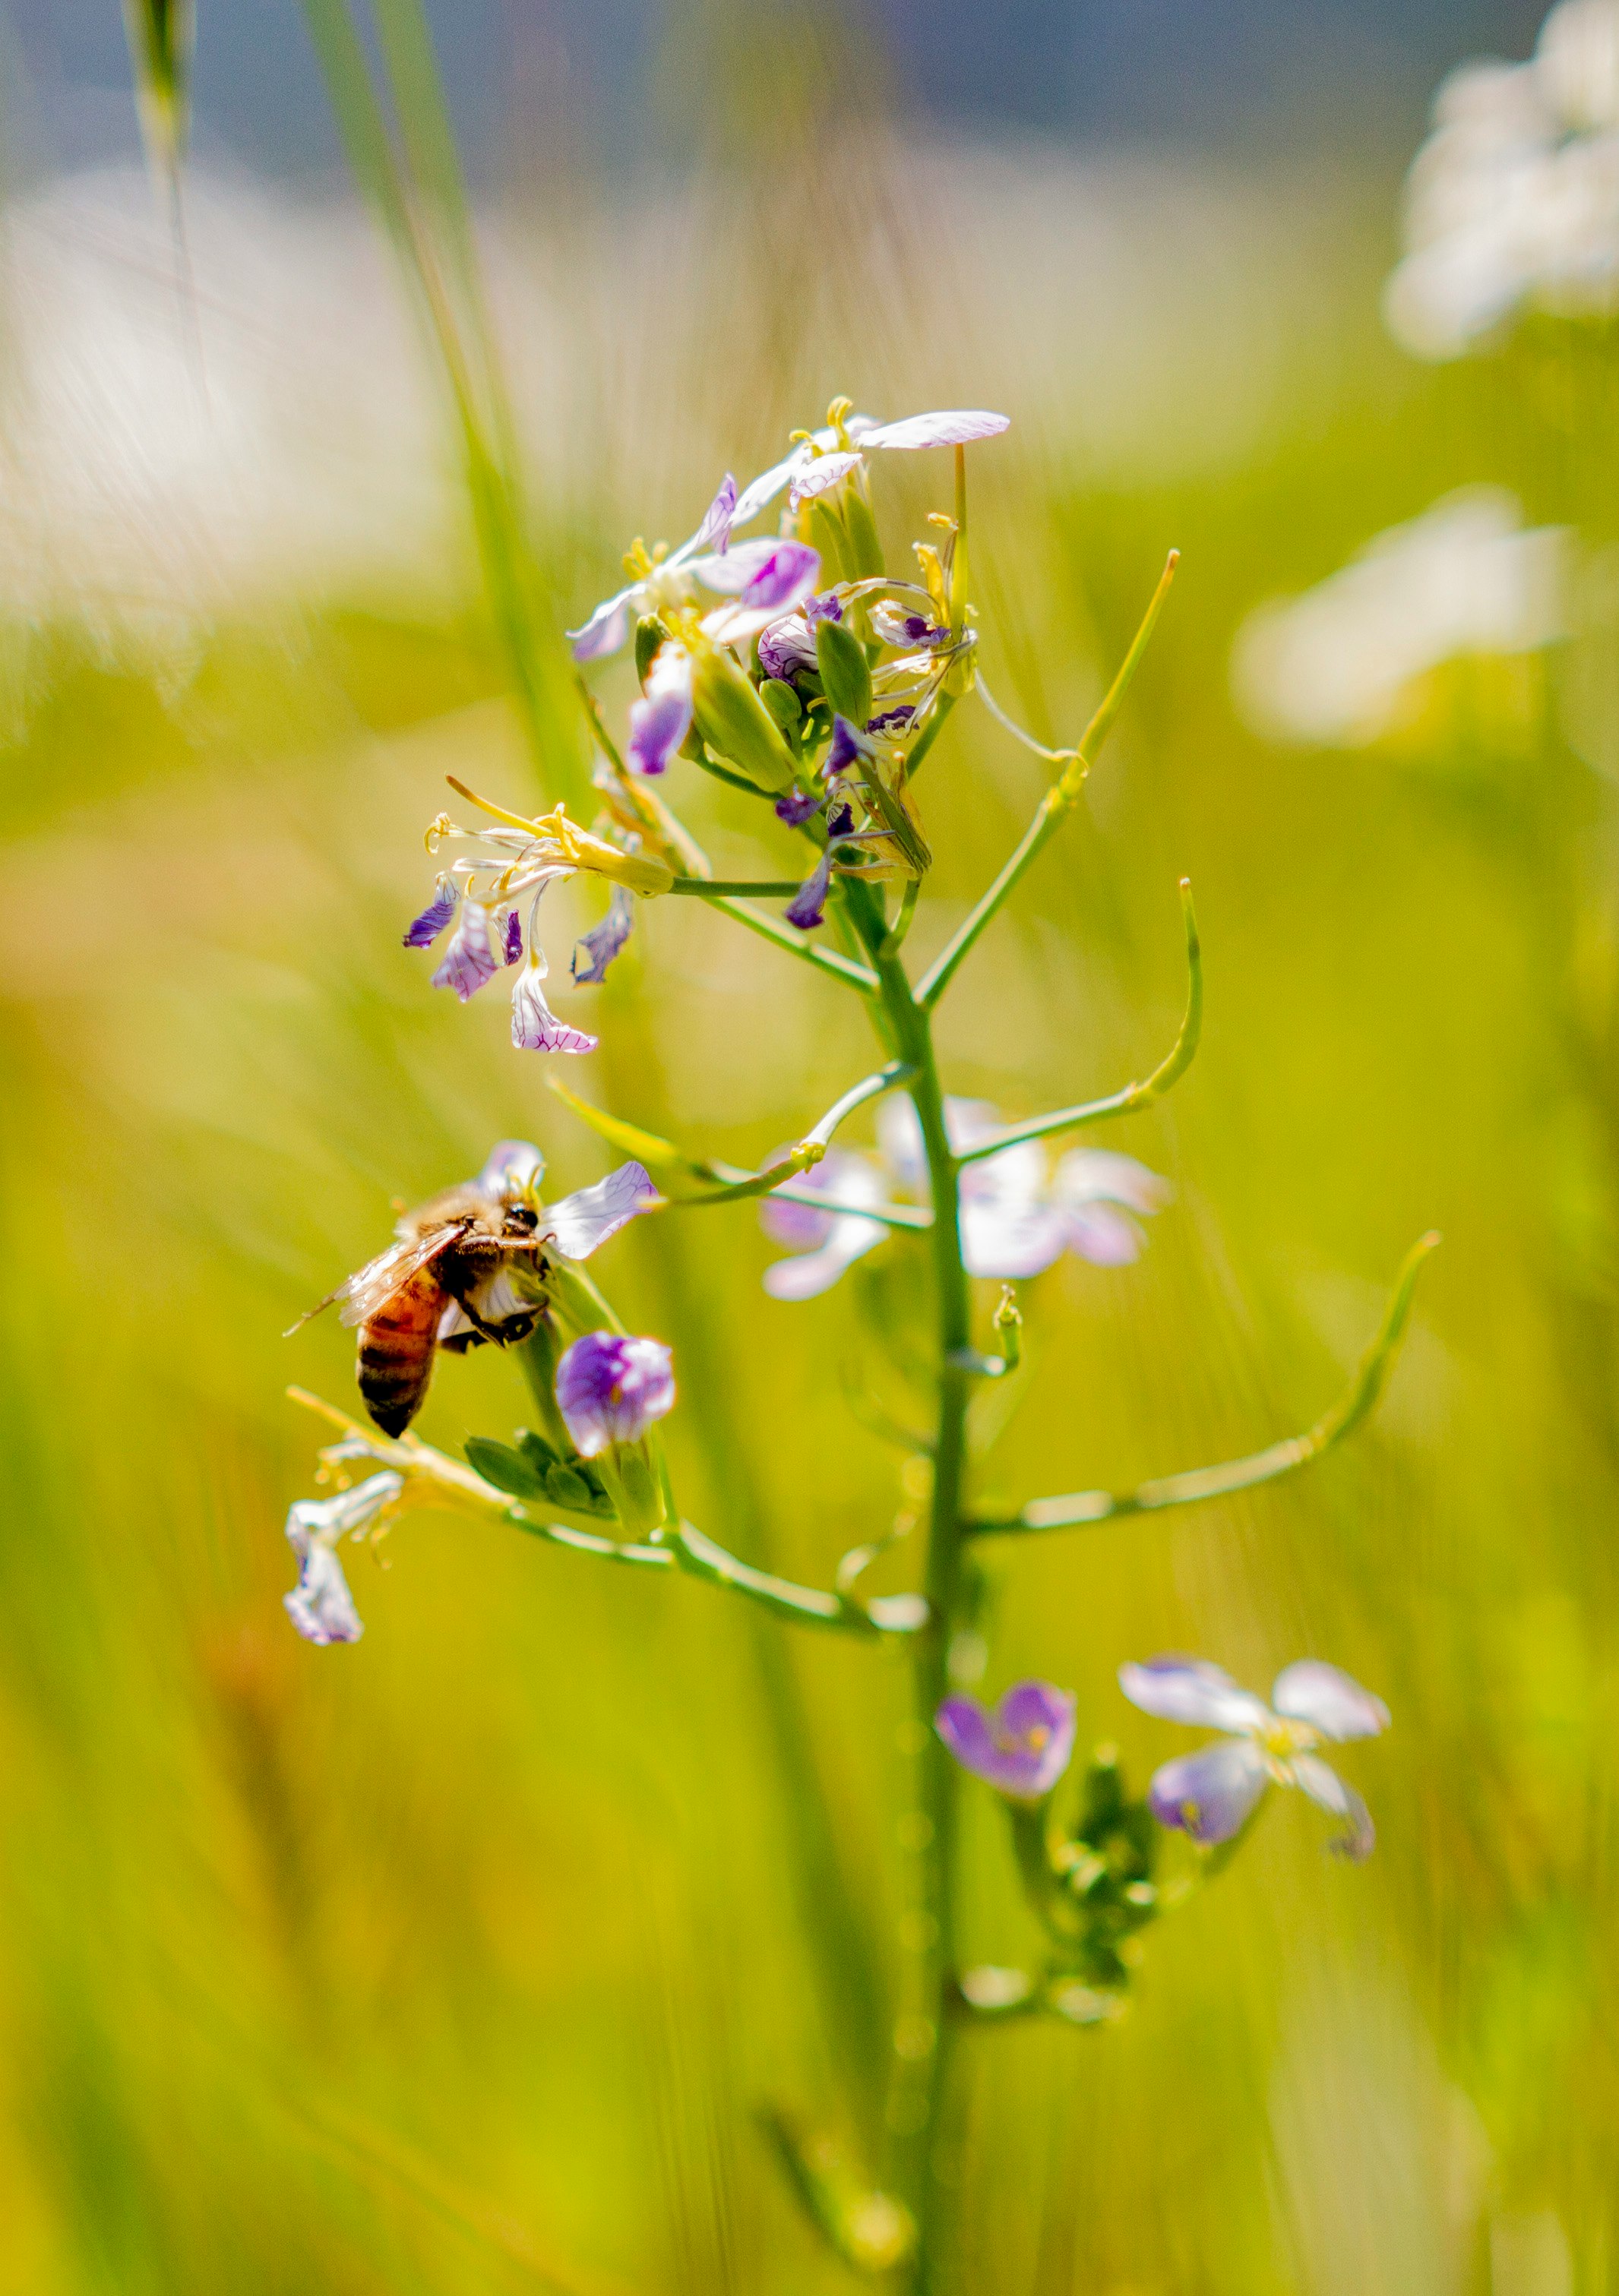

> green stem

[{"left": 842, "top": 882, "right": 971, "bottom": 2290}]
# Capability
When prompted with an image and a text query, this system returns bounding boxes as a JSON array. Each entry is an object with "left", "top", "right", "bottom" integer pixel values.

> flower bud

[
  {"left": 691, "top": 645, "right": 798, "bottom": 794},
  {"left": 634, "top": 612, "right": 672, "bottom": 685},
  {"left": 815, "top": 616, "right": 873, "bottom": 730}
]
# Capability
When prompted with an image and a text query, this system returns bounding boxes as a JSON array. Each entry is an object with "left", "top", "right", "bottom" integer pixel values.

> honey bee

[{"left": 290, "top": 1142, "right": 655, "bottom": 1438}]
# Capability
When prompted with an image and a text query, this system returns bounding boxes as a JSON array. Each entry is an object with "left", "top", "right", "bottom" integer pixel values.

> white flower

[
  {"left": 759, "top": 1096, "right": 1168, "bottom": 1297},
  {"left": 1231, "top": 487, "right": 1568, "bottom": 748},
  {"left": 1118, "top": 1655, "right": 1390, "bottom": 1860},
  {"left": 283, "top": 1470, "right": 403, "bottom": 1645}
]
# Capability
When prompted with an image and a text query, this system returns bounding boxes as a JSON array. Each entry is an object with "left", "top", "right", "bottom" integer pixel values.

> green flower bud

[
  {"left": 760, "top": 677, "right": 803, "bottom": 730},
  {"left": 816, "top": 616, "right": 873, "bottom": 730},
  {"left": 691, "top": 646, "right": 797, "bottom": 793},
  {"left": 634, "top": 613, "right": 671, "bottom": 686}
]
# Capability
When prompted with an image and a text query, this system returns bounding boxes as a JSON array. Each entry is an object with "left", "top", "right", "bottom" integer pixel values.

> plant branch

[
  {"left": 968, "top": 1231, "right": 1440, "bottom": 1536},
  {"left": 954, "top": 881, "right": 1201, "bottom": 1162}
]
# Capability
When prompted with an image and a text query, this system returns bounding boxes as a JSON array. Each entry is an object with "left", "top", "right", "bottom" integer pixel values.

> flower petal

[
  {"left": 1272, "top": 1660, "right": 1390, "bottom": 1742},
  {"left": 476, "top": 1140, "right": 545, "bottom": 1197},
  {"left": 431, "top": 903, "right": 501, "bottom": 1002},
  {"left": 555, "top": 1331, "right": 675, "bottom": 1456},
  {"left": 934, "top": 1694, "right": 998, "bottom": 1777},
  {"left": 788, "top": 450, "right": 865, "bottom": 507},
  {"left": 568, "top": 589, "right": 636, "bottom": 662},
  {"left": 760, "top": 1153, "right": 888, "bottom": 1297},
  {"left": 961, "top": 1197, "right": 1071, "bottom": 1280},
  {"left": 544, "top": 1161, "right": 659, "bottom": 1259},
  {"left": 1118, "top": 1655, "right": 1270, "bottom": 1733},
  {"left": 571, "top": 886, "right": 636, "bottom": 985},
  {"left": 732, "top": 446, "right": 813, "bottom": 526},
  {"left": 1291, "top": 1754, "right": 1377, "bottom": 1859},
  {"left": 628, "top": 646, "right": 694, "bottom": 778},
  {"left": 403, "top": 884, "right": 458, "bottom": 948},
  {"left": 861, "top": 409, "right": 1011, "bottom": 452},
  {"left": 284, "top": 1542, "right": 365, "bottom": 1645},
  {"left": 694, "top": 472, "right": 737, "bottom": 554},
  {"left": 1061, "top": 1201, "right": 1146, "bottom": 1267},
  {"left": 762, "top": 1211, "right": 886, "bottom": 1299},
  {"left": 511, "top": 955, "right": 599, "bottom": 1054},
  {"left": 1146, "top": 1740, "right": 1268, "bottom": 1844},
  {"left": 937, "top": 1682, "right": 1077, "bottom": 1800},
  {"left": 1053, "top": 1148, "right": 1172, "bottom": 1214}
]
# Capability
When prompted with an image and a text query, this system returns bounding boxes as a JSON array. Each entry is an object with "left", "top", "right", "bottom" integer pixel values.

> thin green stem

[
  {"left": 668, "top": 877, "right": 805, "bottom": 897},
  {"left": 953, "top": 881, "right": 1201, "bottom": 1162},
  {"left": 915, "top": 554, "right": 1178, "bottom": 1012},
  {"left": 969, "top": 1232, "right": 1441, "bottom": 1536},
  {"left": 707, "top": 895, "right": 881, "bottom": 992}
]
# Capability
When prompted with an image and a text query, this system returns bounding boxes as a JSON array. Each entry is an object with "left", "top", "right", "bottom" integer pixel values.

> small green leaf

[
  {"left": 465, "top": 1437, "right": 548, "bottom": 1501},
  {"left": 516, "top": 1428, "right": 559, "bottom": 1473},
  {"left": 816, "top": 616, "right": 872, "bottom": 729}
]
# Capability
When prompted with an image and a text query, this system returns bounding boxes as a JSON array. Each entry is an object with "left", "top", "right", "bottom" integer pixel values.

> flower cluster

[
  {"left": 1386, "top": 0, "right": 1619, "bottom": 358},
  {"left": 760, "top": 1094, "right": 1168, "bottom": 1300}
]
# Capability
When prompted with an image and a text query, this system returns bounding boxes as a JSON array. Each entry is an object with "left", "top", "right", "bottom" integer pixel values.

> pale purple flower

[
  {"left": 870, "top": 601, "right": 949, "bottom": 649},
  {"left": 432, "top": 901, "right": 501, "bottom": 1002},
  {"left": 511, "top": 948, "right": 598, "bottom": 1055},
  {"left": 541, "top": 1161, "right": 659, "bottom": 1259},
  {"left": 760, "top": 1150, "right": 887, "bottom": 1300},
  {"left": 571, "top": 886, "right": 635, "bottom": 984},
  {"left": 1052, "top": 1149, "right": 1174, "bottom": 1266},
  {"left": 1118, "top": 1655, "right": 1390, "bottom": 1861},
  {"left": 694, "top": 472, "right": 736, "bottom": 554},
  {"left": 785, "top": 845, "right": 840, "bottom": 930},
  {"left": 555, "top": 1331, "right": 676, "bottom": 1456},
  {"left": 628, "top": 645, "right": 694, "bottom": 778},
  {"left": 403, "top": 880, "right": 458, "bottom": 948},
  {"left": 936, "top": 1680, "right": 1077, "bottom": 1801},
  {"left": 283, "top": 1470, "right": 403, "bottom": 1646},
  {"left": 758, "top": 591, "right": 842, "bottom": 683},
  {"left": 697, "top": 541, "right": 823, "bottom": 649}
]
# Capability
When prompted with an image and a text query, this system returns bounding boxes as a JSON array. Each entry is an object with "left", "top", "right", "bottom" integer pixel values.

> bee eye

[{"left": 504, "top": 1205, "right": 539, "bottom": 1235}]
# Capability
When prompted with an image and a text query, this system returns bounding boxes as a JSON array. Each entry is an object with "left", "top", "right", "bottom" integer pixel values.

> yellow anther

[
  {"left": 827, "top": 393, "right": 854, "bottom": 447},
  {"left": 622, "top": 537, "right": 653, "bottom": 578},
  {"left": 425, "top": 810, "right": 454, "bottom": 851},
  {"left": 788, "top": 428, "right": 812, "bottom": 445}
]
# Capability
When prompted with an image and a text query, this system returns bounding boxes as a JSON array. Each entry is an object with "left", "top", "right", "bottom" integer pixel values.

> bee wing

[{"left": 284, "top": 1226, "right": 464, "bottom": 1337}]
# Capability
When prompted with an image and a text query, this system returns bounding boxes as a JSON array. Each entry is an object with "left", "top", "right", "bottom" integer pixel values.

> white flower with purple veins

[
  {"left": 555, "top": 1332, "right": 676, "bottom": 1456},
  {"left": 283, "top": 1470, "right": 403, "bottom": 1645},
  {"left": 760, "top": 1099, "right": 1168, "bottom": 1297},
  {"left": 786, "top": 407, "right": 1011, "bottom": 508},
  {"left": 1118, "top": 1656, "right": 1391, "bottom": 1861}
]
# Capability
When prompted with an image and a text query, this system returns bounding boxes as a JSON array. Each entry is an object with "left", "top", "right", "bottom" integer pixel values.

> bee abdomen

[{"left": 356, "top": 1271, "right": 444, "bottom": 1437}]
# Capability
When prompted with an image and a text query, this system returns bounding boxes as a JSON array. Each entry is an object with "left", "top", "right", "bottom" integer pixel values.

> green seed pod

[
  {"left": 816, "top": 616, "right": 873, "bottom": 730},
  {"left": 760, "top": 677, "right": 803, "bottom": 730},
  {"left": 842, "top": 488, "right": 885, "bottom": 580},
  {"left": 634, "top": 613, "right": 670, "bottom": 686},
  {"left": 691, "top": 646, "right": 797, "bottom": 793}
]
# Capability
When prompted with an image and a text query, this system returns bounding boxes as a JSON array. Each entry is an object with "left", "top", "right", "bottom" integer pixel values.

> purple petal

[
  {"left": 1147, "top": 1741, "right": 1268, "bottom": 1844},
  {"left": 511, "top": 959, "right": 599, "bottom": 1054},
  {"left": 694, "top": 472, "right": 737, "bottom": 554},
  {"left": 1271, "top": 1661, "right": 1390, "bottom": 1742},
  {"left": 761, "top": 1212, "right": 886, "bottom": 1298},
  {"left": 544, "top": 1161, "right": 659, "bottom": 1260},
  {"left": 758, "top": 615, "right": 817, "bottom": 684},
  {"left": 1291, "top": 1754, "right": 1376, "bottom": 1859},
  {"left": 473, "top": 1142, "right": 542, "bottom": 1203},
  {"left": 568, "top": 590, "right": 635, "bottom": 662},
  {"left": 859, "top": 409, "right": 1011, "bottom": 452},
  {"left": 936, "top": 1680, "right": 1077, "bottom": 1800},
  {"left": 555, "top": 1331, "right": 675, "bottom": 1455},
  {"left": 1061, "top": 1202, "right": 1145, "bottom": 1268},
  {"left": 788, "top": 450, "right": 863, "bottom": 507},
  {"left": 628, "top": 647, "right": 694, "bottom": 778},
  {"left": 737, "top": 542, "right": 822, "bottom": 613},
  {"left": 961, "top": 1199, "right": 1070, "bottom": 1281},
  {"left": 1118, "top": 1656, "right": 1269, "bottom": 1734},
  {"left": 571, "top": 886, "right": 635, "bottom": 985},
  {"left": 283, "top": 1543, "right": 365, "bottom": 1645},
  {"left": 403, "top": 886, "right": 458, "bottom": 948},
  {"left": 760, "top": 1151, "right": 887, "bottom": 1297},
  {"left": 785, "top": 846, "right": 837, "bottom": 930},
  {"left": 503, "top": 910, "right": 523, "bottom": 965},
  {"left": 432, "top": 904, "right": 501, "bottom": 1002},
  {"left": 774, "top": 788, "right": 823, "bottom": 829},
  {"left": 826, "top": 715, "right": 872, "bottom": 776},
  {"left": 866, "top": 706, "right": 915, "bottom": 733}
]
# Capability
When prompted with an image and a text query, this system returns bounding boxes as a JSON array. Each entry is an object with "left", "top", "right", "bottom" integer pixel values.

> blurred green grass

[{"left": 0, "top": 112, "right": 1610, "bottom": 2296}]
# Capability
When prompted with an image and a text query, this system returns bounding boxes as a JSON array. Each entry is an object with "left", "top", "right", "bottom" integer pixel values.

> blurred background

[{"left": 0, "top": 1, "right": 1611, "bottom": 2290}]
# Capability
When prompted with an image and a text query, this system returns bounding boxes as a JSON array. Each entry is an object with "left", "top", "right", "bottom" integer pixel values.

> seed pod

[
  {"left": 691, "top": 646, "right": 798, "bottom": 794},
  {"left": 816, "top": 616, "right": 873, "bottom": 730}
]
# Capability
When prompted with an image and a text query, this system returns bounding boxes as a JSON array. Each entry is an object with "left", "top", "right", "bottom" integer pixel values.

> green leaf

[
  {"left": 464, "top": 1437, "right": 549, "bottom": 1502},
  {"left": 815, "top": 617, "right": 872, "bottom": 729}
]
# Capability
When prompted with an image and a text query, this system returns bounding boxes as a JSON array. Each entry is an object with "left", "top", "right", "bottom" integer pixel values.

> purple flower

[
  {"left": 1118, "top": 1656, "right": 1390, "bottom": 1861},
  {"left": 540, "top": 1161, "right": 659, "bottom": 1259},
  {"left": 936, "top": 1681, "right": 1077, "bottom": 1801},
  {"left": 571, "top": 886, "right": 635, "bottom": 984},
  {"left": 866, "top": 706, "right": 915, "bottom": 733},
  {"left": 758, "top": 590, "right": 843, "bottom": 684},
  {"left": 283, "top": 1471, "right": 403, "bottom": 1646},
  {"left": 511, "top": 952, "right": 598, "bottom": 1055},
  {"left": 403, "top": 882, "right": 458, "bottom": 948},
  {"left": 871, "top": 602, "right": 949, "bottom": 649},
  {"left": 555, "top": 1331, "right": 676, "bottom": 1456},
  {"left": 774, "top": 788, "right": 823, "bottom": 829},
  {"left": 628, "top": 646, "right": 694, "bottom": 778},
  {"left": 432, "top": 902, "right": 501, "bottom": 1002},
  {"left": 694, "top": 472, "right": 737, "bottom": 554},
  {"left": 825, "top": 715, "right": 873, "bottom": 778},
  {"left": 760, "top": 1148, "right": 887, "bottom": 1300},
  {"left": 502, "top": 910, "right": 523, "bottom": 965},
  {"left": 785, "top": 845, "right": 839, "bottom": 930}
]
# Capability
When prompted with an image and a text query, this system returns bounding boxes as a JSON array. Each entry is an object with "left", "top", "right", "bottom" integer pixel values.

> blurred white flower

[
  {"left": 1386, "top": 0, "right": 1619, "bottom": 357},
  {"left": 1231, "top": 488, "right": 1568, "bottom": 748}
]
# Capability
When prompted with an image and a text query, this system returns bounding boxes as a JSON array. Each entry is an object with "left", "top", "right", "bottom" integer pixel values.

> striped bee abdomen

[{"left": 357, "top": 1266, "right": 447, "bottom": 1436}]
